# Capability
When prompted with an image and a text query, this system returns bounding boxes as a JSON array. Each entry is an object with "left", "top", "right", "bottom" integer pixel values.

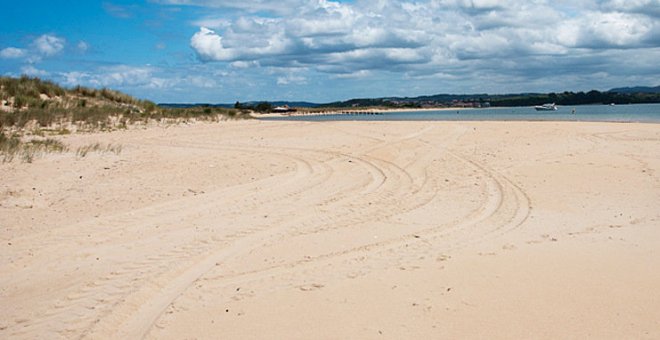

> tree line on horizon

[
  {"left": 488, "top": 90, "right": 660, "bottom": 107},
  {"left": 320, "top": 88, "right": 660, "bottom": 108}
]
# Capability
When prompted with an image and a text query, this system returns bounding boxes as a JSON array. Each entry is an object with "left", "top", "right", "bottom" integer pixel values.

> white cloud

[
  {"left": 179, "top": 0, "right": 660, "bottom": 85},
  {"left": 153, "top": 0, "right": 313, "bottom": 15},
  {"left": 33, "top": 34, "right": 65, "bottom": 56},
  {"left": 7, "top": 0, "right": 655, "bottom": 103},
  {"left": 60, "top": 71, "right": 89, "bottom": 86},
  {"left": 77, "top": 41, "right": 89, "bottom": 52},
  {"left": 0, "top": 47, "right": 26, "bottom": 59},
  {"left": 101, "top": 65, "right": 157, "bottom": 87},
  {"left": 60, "top": 65, "right": 160, "bottom": 88},
  {"left": 20, "top": 65, "right": 49, "bottom": 76},
  {"left": 56, "top": 64, "right": 222, "bottom": 95},
  {"left": 230, "top": 60, "right": 259, "bottom": 69},
  {"left": 276, "top": 74, "right": 307, "bottom": 85},
  {"left": 190, "top": 27, "right": 238, "bottom": 61},
  {"left": 332, "top": 70, "right": 372, "bottom": 79},
  {"left": 190, "top": 26, "right": 291, "bottom": 61},
  {"left": 192, "top": 17, "right": 230, "bottom": 29},
  {"left": 556, "top": 11, "right": 656, "bottom": 48},
  {"left": 601, "top": 0, "right": 660, "bottom": 16},
  {"left": 1, "top": 34, "right": 67, "bottom": 63},
  {"left": 102, "top": 2, "right": 136, "bottom": 18},
  {"left": 187, "top": 75, "right": 218, "bottom": 88}
]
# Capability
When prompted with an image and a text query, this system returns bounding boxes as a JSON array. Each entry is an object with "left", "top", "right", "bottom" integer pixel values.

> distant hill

[
  {"left": 608, "top": 86, "right": 660, "bottom": 94},
  {"left": 235, "top": 101, "right": 321, "bottom": 108},
  {"left": 319, "top": 89, "right": 660, "bottom": 108},
  {"left": 269, "top": 101, "right": 320, "bottom": 108},
  {"left": 158, "top": 86, "right": 660, "bottom": 110},
  {"left": 159, "top": 103, "right": 234, "bottom": 109},
  {"left": 160, "top": 101, "right": 321, "bottom": 109}
]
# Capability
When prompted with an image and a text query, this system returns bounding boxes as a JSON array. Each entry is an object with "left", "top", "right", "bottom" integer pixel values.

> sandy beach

[{"left": 1, "top": 120, "right": 659, "bottom": 339}]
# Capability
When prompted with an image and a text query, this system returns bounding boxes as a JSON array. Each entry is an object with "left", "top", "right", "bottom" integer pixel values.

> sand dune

[{"left": 1, "top": 120, "right": 659, "bottom": 339}]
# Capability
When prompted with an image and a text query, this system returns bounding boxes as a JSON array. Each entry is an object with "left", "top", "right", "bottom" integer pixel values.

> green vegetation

[
  {"left": 234, "top": 101, "right": 273, "bottom": 113},
  {"left": 320, "top": 89, "right": 660, "bottom": 109},
  {"left": 0, "top": 76, "right": 245, "bottom": 163},
  {"left": 0, "top": 76, "right": 65, "bottom": 102},
  {"left": 76, "top": 143, "right": 122, "bottom": 158},
  {"left": 488, "top": 90, "right": 660, "bottom": 107},
  {"left": 1, "top": 131, "right": 67, "bottom": 163},
  {"left": 0, "top": 76, "right": 246, "bottom": 131}
]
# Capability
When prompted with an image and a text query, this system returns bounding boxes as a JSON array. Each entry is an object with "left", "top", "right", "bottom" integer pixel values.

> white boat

[{"left": 534, "top": 103, "right": 557, "bottom": 111}]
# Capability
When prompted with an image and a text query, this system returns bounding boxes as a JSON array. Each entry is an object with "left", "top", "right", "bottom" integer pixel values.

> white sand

[{"left": 1, "top": 120, "right": 659, "bottom": 339}]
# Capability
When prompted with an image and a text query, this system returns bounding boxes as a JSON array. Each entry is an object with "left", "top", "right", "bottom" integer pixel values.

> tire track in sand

[
  {"left": 142, "top": 128, "right": 533, "bottom": 338},
  {"left": 72, "top": 139, "right": 390, "bottom": 337},
  {"left": 90, "top": 126, "right": 435, "bottom": 338},
  {"left": 2, "top": 144, "right": 342, "bottom": 339},
  {"left": 166, "top": 146, "right": 531, "bottom": 304},
  {"left": 131, "top": 125, "right": 529, "bottom": 339}
]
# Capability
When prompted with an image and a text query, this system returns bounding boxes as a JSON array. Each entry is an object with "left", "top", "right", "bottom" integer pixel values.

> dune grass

[
  {"left": 1, "top": 131, "right": 68, "bottom": 163},
  {"left": 1, "top": 76, "right": 246, "bottom": 132},
  {"left": 1, "top": 131, "right": 123, "bottom": 163},
  {"left": 0, "top": 76, "right": 246, "bottom": 163},
  {"left": 76, "top": 143, "right": 122, "bottom": 158}
]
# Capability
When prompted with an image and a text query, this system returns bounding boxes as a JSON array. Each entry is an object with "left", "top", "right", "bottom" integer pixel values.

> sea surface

[{"left": 261, "top": 103, "right": 660, "bottom": 123}]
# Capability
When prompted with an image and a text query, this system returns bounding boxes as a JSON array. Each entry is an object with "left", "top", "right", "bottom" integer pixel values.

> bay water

[{"left": 262, "top": 103, "right": 660, "bottom": 123}]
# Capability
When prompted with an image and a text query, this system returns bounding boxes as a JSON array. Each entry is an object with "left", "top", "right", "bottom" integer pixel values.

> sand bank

[
  {"left": 1, "top": 120, "right": 659, "bottom": 338},
  {"left": 250, "top": 106, "right": 465, "bottom": 118}
]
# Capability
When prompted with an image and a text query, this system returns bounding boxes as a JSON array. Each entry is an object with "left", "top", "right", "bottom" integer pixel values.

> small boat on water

[{"left": 534, "top": 103, "right": 557, "bottom": 111}]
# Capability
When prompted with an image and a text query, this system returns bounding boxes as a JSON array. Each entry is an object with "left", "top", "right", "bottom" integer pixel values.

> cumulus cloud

[
  {"left": 60, "top": 65, "right": 162, "bottom": 88},
  {"left": 4, "top": 0, "right": 656, "bottom": 103},
  {"left": 276, "top": 73, "right": 307, "bottom": 85},
  {"left": 1, "top": 34, "right": 68, "bottom": 63},
  {"left": 601, "top": 0, "right": 660, "bottom": 17},
  {"left": 191, "top": 26, "right": 292, "bottom": 62},
  {"left": 230, "top": 60, "right": 260, "bottom": 69},
  {"left": 191, "top": 27, "right": 238, "bottom": 61},
  {"left": 59, "top": 66, "right": 152, "bottom": 88},
  {"left": 558, "top": 11, "right": 656, "bottom": 48},
  {"left": 20, "top": 65, "right": 49, "bottom": 77},
  {"left": 0, "top": 47, "right": 27, "bottom": 59},
  {"left": 188, "top": 1, "right": 433, "bottom": 73},
  {"left": 192, "top": 17, "right": 231, "bottom": 29},
  {"left": 177, "top": 0, "right": 660, "bottom": 87},
  {"left": 33, "top": 34, "right": 65, "bottom": 56},
  {"left": 56, "top": 64, "right": 220, "bottom": 94},
  {"left": 332, "top": 70, "right": 372, "bottom": 79}
]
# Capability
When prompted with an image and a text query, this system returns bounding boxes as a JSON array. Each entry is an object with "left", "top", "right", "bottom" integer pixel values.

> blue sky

[{"left": 1, "top": 0, "right": 659, "bottom": 103}]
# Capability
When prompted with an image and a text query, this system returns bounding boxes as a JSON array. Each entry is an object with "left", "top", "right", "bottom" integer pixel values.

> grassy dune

[
  {"left": 0, "top": 76, "right": 245, "bottom": 162},
  {"left": 1, "top": 76, "right": 244, "bottom": 131}
]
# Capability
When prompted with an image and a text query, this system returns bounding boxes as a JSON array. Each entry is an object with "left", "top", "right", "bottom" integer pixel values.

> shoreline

[
  {"left": 250, "top": 106, "right": 469, "bottom": 118},
  {"left": 252, "top": 103, "right": 660, "bottom": 124}
]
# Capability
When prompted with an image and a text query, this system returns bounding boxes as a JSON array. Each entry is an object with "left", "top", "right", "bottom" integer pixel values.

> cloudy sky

[{"left": 1, "top": 0, "right": 658, "bottom": 103}]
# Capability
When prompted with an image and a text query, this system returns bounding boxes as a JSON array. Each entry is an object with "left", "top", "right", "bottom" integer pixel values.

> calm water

[{"left": 262, "top": 103, "right": 660, "bottom": 123}]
